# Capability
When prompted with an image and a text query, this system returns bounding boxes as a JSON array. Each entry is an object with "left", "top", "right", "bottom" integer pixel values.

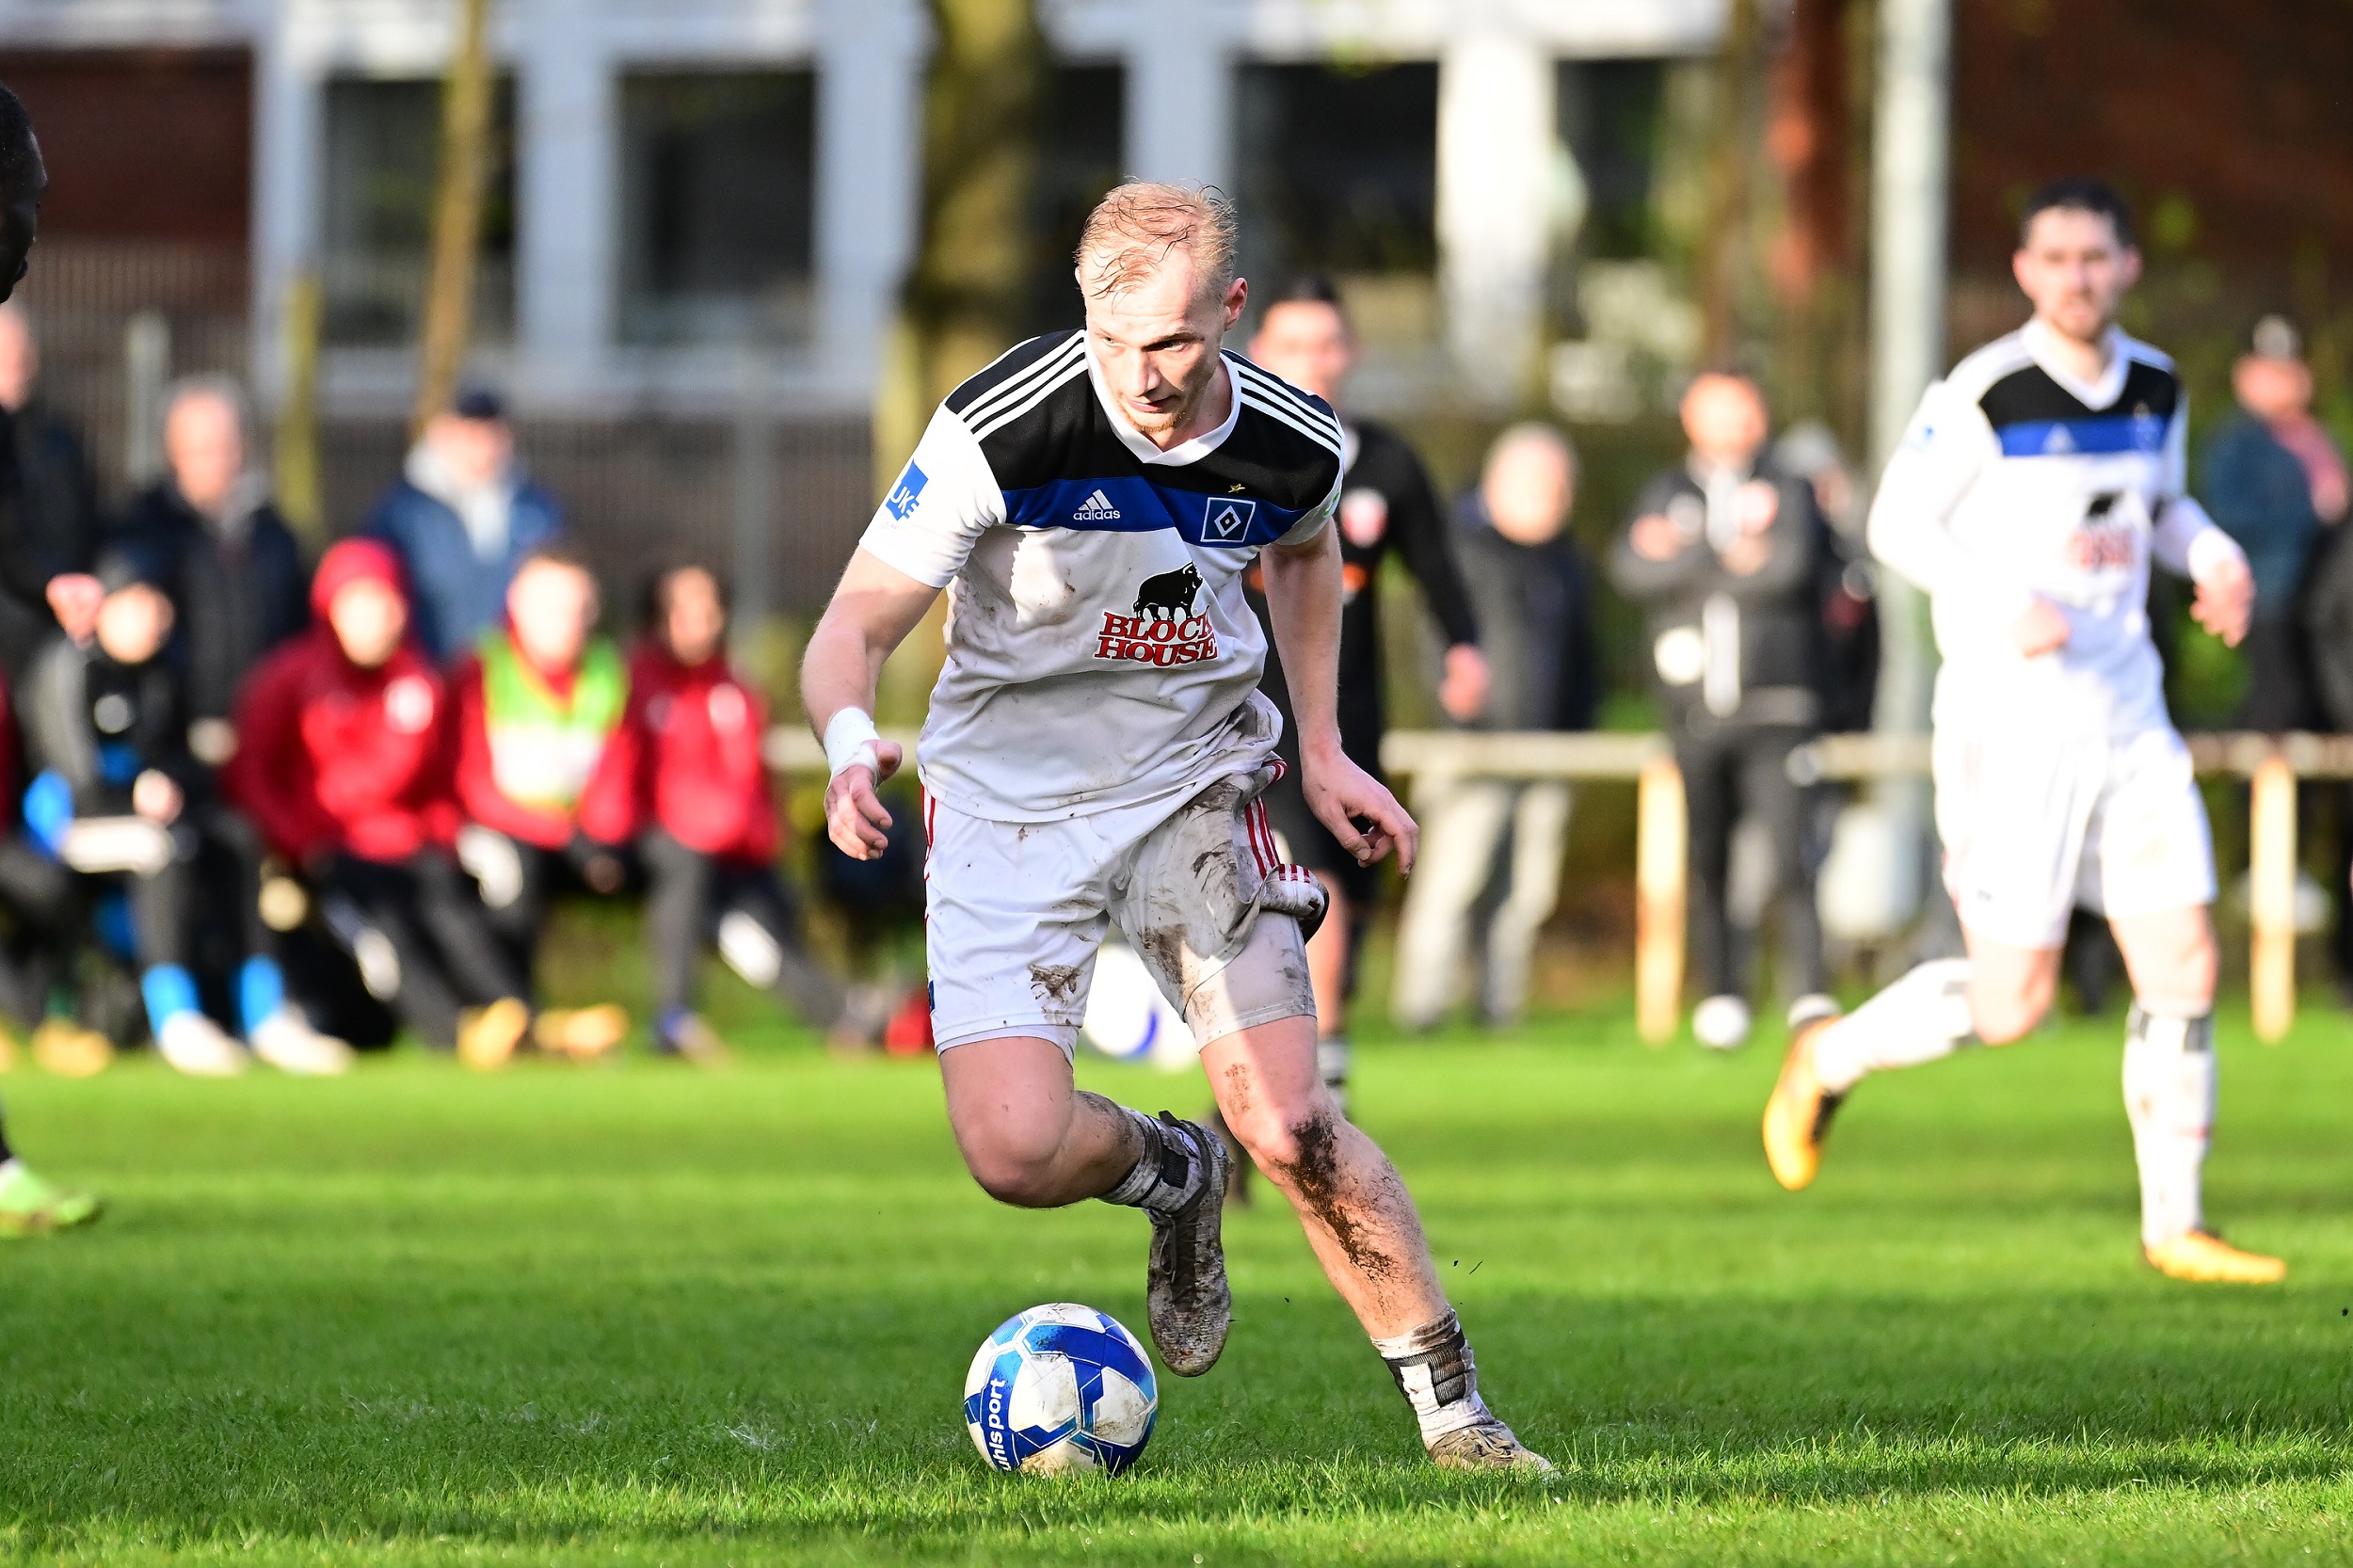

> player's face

[
  {"left": 2012, "top": 207, "right": 2140, "bottom": 345},
  {"left": 1247, "top": 300, "right": 1353, "bottom": 403},
  {"left": 507, "top": 563, "right": 596, "bottom": 673},
  {"left": 662, "top": 568, "right": 726, "bottom": 665},
  {"left": 329, "top": 579, "right": 408, "bottom": 669},
  {"left": 1081, "top": 251, "right": 1249, "bottom": 442},
  {"left": 0, "top": 144, "right": 45, "bottom": 305}
]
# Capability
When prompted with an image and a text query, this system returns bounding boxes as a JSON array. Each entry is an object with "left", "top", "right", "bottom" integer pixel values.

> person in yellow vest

[{"left": 451, "top": 544, "right": 635, "bottom": 1064}]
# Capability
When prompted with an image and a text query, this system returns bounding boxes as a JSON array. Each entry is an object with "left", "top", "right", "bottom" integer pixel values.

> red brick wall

[{"left": 0, "top": 49, "right": 252, "bottom": 248}]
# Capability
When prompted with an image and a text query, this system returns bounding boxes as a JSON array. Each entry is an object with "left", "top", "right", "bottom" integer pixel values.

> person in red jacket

[
  {"left": 449, "top": 544, "right": 632, "bottom": 1057},
  {"left": 626, "top": 565, "right": 880, "bottom": 1058},
  {"left": 228, "top": 539, "right": 534, "bottom": 1066}
]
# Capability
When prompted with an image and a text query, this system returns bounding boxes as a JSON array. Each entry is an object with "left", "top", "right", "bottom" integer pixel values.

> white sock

[
  {"left": 1371, "top": 1311, "right": 1493, "bottom": 1443},
  {"left": 1811, "top": 957, "right": 1977, "bottom": 1095},
  {"left": 2121, "top": 1003, "right": 2213, "bottom": 1248}
]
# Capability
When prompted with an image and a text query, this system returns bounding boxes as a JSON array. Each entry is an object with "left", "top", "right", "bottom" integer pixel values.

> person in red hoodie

[
  {"left": 626, "top": 565, "right": 882, "bottom": 1059},
  {"left": 227, "top": 539, "right": 534, "bottom": 1066},
  {"left": 450, "top": 543, "right": 632, "bottom": 1058}
]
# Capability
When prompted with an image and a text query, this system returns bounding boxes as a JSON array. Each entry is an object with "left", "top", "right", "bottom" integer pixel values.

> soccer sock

[
  {"left": 2121, "top": 1002, "right": 2214, "bottom": 1248},
  {"left": 1372, "top": 1311, "right": 1494, "bottom": 1444},
  {"left": 235, "top": 956, "right": 287, "bottom": 1036},
  {"left": 1810, "top": 957, "right": 1977, "bottom": 1096},
  {"left": 139, "top": 965, "right": 201, "bottom": 1034},
  {"left": 1099, "top": 1108, "right": 1206, "bottom": 1215}
]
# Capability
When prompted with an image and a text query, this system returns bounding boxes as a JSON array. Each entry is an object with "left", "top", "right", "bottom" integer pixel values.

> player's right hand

[
  {"left": 824, "top": 741, "right": 904, "bottom": 860},
  {"left": 1628, "top": 513, "right": 1683, "bottom": 562},
  {"left": 2011, "top": 598, "right": 2072, "bottom": 658}
]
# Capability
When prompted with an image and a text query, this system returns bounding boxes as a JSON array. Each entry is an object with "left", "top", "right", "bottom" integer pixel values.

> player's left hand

[
  {"left": 1301, "top": 743, "right": 1417, "bottom": 873},
  {"left": 2191, "top": 553, "right": 2253, "bottom": 648}
]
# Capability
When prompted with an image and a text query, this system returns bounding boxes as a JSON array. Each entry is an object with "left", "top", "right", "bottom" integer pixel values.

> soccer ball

[{"left": 964, "top": 1303, "right": 1158, "bottom": 1476}]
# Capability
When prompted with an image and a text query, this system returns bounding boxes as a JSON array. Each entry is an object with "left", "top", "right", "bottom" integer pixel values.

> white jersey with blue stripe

[
  {"left": 1867, "top": 318, "right": 2244, "bottom": 739},
  {"left": 859, "top": 331, "right": 1342, "bottom": 823}
]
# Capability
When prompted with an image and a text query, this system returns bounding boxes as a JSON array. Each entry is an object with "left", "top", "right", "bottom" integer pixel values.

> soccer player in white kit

[
  {"left": 1762, "top": 178, "right": 2285, "bottom": 1285},
  {"left": 802, "top": 183, "right": 1551, "bottom": 1469}
]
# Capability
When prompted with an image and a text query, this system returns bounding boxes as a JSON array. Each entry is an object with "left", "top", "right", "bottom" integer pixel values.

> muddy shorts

[{"left": 923, "top": 765, "right": 1326, "bottom": 1059}]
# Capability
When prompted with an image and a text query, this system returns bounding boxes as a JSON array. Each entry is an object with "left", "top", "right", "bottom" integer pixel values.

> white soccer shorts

[
  {"left": 1933, "top": 724, "right": 2216, "bottom": 950},
  {"left": 923, "top": 767, "right": 1321, "bottom": 1058}
]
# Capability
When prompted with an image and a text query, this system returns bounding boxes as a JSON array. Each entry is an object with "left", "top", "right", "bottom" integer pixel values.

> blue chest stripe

[
  {"left": 1995, "top": 414, "right": 2168, "bottom": 458},
  {"left": 1000, "top": 475, "right": 1305, "bottom": 548}
]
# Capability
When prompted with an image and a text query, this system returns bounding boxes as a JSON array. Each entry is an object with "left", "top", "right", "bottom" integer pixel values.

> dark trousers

[
  {"left": 0, "top": 836, "right": 75, "bottom": 1027},
  {"left": 1677, "top": 723, "right": 1824, "bottom": 1002},
  {"left": 318, "top": 850, "right": 526, "bottom": 1048},
  {"left": 639, "top": 828, "right": 842, "bottom": 1028}
]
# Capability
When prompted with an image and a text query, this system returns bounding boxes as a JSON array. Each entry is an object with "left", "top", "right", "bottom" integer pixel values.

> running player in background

[
  {"left": 1762, "top": 177, "right": 2281, "bottom": 1284},
  {"left": 804, "top": 183, "right": 1550, "bottom": 1471},
  {"left": 1242, "top": 276, "right": 1485, "bottom": 1112}
]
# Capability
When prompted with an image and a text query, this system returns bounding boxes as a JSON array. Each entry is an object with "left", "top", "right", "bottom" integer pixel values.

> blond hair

[{"left": 1075, "top": 181, "right": 1239, "bottom": 302}]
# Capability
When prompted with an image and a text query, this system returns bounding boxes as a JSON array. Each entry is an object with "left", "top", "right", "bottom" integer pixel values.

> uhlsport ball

[{"left": 964, "top": 1303, "right": 1158, "bottom": 1476}]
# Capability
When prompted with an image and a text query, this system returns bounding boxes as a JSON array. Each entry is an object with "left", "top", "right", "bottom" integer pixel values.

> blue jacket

[
  {"left": 361, "top": 476, "right": 565, "bottom": 663},
  {"left": 2201, "top": 414, "right": 2319, "bottom": 619}
]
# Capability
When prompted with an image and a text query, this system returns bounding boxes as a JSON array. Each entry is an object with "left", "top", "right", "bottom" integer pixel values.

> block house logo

[{"left": 1096, "top": 563, "right": 1218, "bottom": 666}]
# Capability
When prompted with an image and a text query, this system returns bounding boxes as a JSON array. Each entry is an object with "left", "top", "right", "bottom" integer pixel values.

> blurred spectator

[
  {"left": 1243, "top": 276, "right": 1484, "bottom": 1097},
  {"left": 1772, "top": 420, "right": 1880, "bottom": 735},
  {"left": 18, "top": 548, "right": 349, "bottom": 1076},
  {"left": 229, "top": 540, "right": 533, "bottom": 1065},
  {"left": 0, "top": 304, "right": 101, "bottom": 674},
  {"left": 1392, "top": 425, "right": 1595, "bottom": 1031},
  {"left": 0, "top": 665, "right": 104, "bottom": 1075},
  {"left": 1611, "top": 373, "right": 1828, "bottom": 1050},
  {"left": 2203, "top": 317, "right": 2346, "bottom": 731},
  {"left": 621, "top": 565, "right": 883, "bottom": 1060},
  {"left": 113, "top": 376, "right": 309, "bottom": 764},
  {"left": 451, "top": 544, "right": 631, "bottom": 1059},
  {"left": 365, "top": 389, "right": 566, "bottom": 664}
]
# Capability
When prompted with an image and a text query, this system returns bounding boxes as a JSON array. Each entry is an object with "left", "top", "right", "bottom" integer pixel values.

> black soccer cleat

[{"left": 1144, "top": 1112, "right": 1231, "bottom": 1376}]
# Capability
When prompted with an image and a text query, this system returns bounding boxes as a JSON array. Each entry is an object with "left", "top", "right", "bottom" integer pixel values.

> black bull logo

[{"left": 1131, "top": 563, "right": 1202, "bottom": 621}]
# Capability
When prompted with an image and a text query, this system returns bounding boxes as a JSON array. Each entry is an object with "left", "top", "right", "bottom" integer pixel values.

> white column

[
  {"left": 250, "top": 4, "right": 326, "bottom": 408},
  {"left": 1123, "top": 9, "right": 1231, "bottom": 191},
  {"left": 515, "top": 0, "right": 613, "bottom": 402},
  {"left": 814, "top": 0, "right": 924, "bottom": 399},
  {"left": 1867, "top": 0, "right": 1950, "bottom": 739},
  {"left": 1436, "top": 28, "right": 1555, "bottom": 407}
]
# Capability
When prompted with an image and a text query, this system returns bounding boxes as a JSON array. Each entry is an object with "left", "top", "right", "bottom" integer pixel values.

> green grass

[{"left": 3, "top": 1000, "right": 2352, "bottom": 1565}]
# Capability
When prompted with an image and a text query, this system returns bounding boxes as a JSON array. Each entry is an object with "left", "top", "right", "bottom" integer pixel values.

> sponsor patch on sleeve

[{"left": 885, "top": 462, "right": 929, "bottom": 521}]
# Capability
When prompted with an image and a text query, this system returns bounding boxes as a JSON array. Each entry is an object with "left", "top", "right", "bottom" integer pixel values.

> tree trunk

[
  {"left": 873, "top": 0, "right": 1045, "bottom": 496},
  {"left": 275, "top": 269, "right": 325, "bottom": 546},
  {"left": 412, "top": 0, "right": 495, "bottom": 439}
]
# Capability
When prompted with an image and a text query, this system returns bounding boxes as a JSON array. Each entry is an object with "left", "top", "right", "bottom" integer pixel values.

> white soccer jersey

[
  {"left": 859, "top": 332, "right": 1342, "bottom": 824},
  {"left": 1868, "top": 318, "right": 2246, "bottom": 738}
]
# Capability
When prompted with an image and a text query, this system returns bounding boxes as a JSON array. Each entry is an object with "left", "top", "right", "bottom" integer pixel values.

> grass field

[{"left": 3, "top": 999, "right": 2352, "bottom": 1566}]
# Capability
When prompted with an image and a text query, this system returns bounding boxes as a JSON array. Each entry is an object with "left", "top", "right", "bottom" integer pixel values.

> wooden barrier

[
  {"left": 2249, "top": 754, "right": 2297, "bottom": 1043},
  {"left": 769, "top": 724, "right": 2353, "bottom": 1041}
]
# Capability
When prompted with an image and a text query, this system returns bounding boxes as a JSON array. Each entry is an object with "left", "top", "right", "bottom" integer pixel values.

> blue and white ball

[{"left": 964, "top": 1304, "right": 1158, "bottom": 1476}]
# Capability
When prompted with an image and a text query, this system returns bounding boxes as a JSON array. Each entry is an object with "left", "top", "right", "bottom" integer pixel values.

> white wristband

[{"left": 823, "top": 708, "right": 883, "bottom": 779}]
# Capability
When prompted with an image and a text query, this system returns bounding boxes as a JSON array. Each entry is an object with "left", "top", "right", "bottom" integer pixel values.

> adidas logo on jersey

[{"left": 1074, "top": 489, "right": 1123, "bottom": 521}]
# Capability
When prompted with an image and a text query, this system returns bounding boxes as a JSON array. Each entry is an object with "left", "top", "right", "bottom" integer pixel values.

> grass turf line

[{"left": 0, "top": 1003, "right": 2348, "bottom": 1564}]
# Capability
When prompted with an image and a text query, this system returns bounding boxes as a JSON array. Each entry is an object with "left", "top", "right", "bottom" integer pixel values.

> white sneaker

[
  {"left": 1692, "top": 994, "right": 1753, "bottom": 1051},
  {"left": 155, "top": 1013, "right": 249, "bottom": 1077},
  {"left": 248, "top": 1009, "right": 355, "bottom": 1076}
]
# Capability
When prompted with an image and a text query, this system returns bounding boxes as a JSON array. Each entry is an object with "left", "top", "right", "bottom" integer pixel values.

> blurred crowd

[
  {"left": 0, "top": 304, "right": 904, "bottom": 1078},
  {"left": 0, "top": 278, "right": 2341, "bottom": 1080}
]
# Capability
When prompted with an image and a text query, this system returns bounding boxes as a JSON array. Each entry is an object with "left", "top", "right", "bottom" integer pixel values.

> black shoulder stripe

[
  {"left": 945, "top": 332, "right": 1084, "bottom": 420},
  {"left": 1231, "top": 357, "right": 1338, "bottom": 428}
]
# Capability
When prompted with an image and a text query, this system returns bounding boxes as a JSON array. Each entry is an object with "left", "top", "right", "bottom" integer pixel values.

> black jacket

[
  {"left": 1609, "top": 457, "right": 1824, "bottom": 733},
  {"left": 2302, "top": 521, "right": 2353, "bottom": 730},
  {"left": 112, "top": 480, "right": 310, "bottom": 726},
  {"left": 1248, "top": 417, "right": 1480, "bottom": 768},
  {"left": 1451, "top": 496, "right": 1598, "bottom": 733},
  {"left": 0, "top": 401, "right": 99, "bottom": 673},
  {"left": 19, "top": 633, "right": 202, "bottom": 817}
]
